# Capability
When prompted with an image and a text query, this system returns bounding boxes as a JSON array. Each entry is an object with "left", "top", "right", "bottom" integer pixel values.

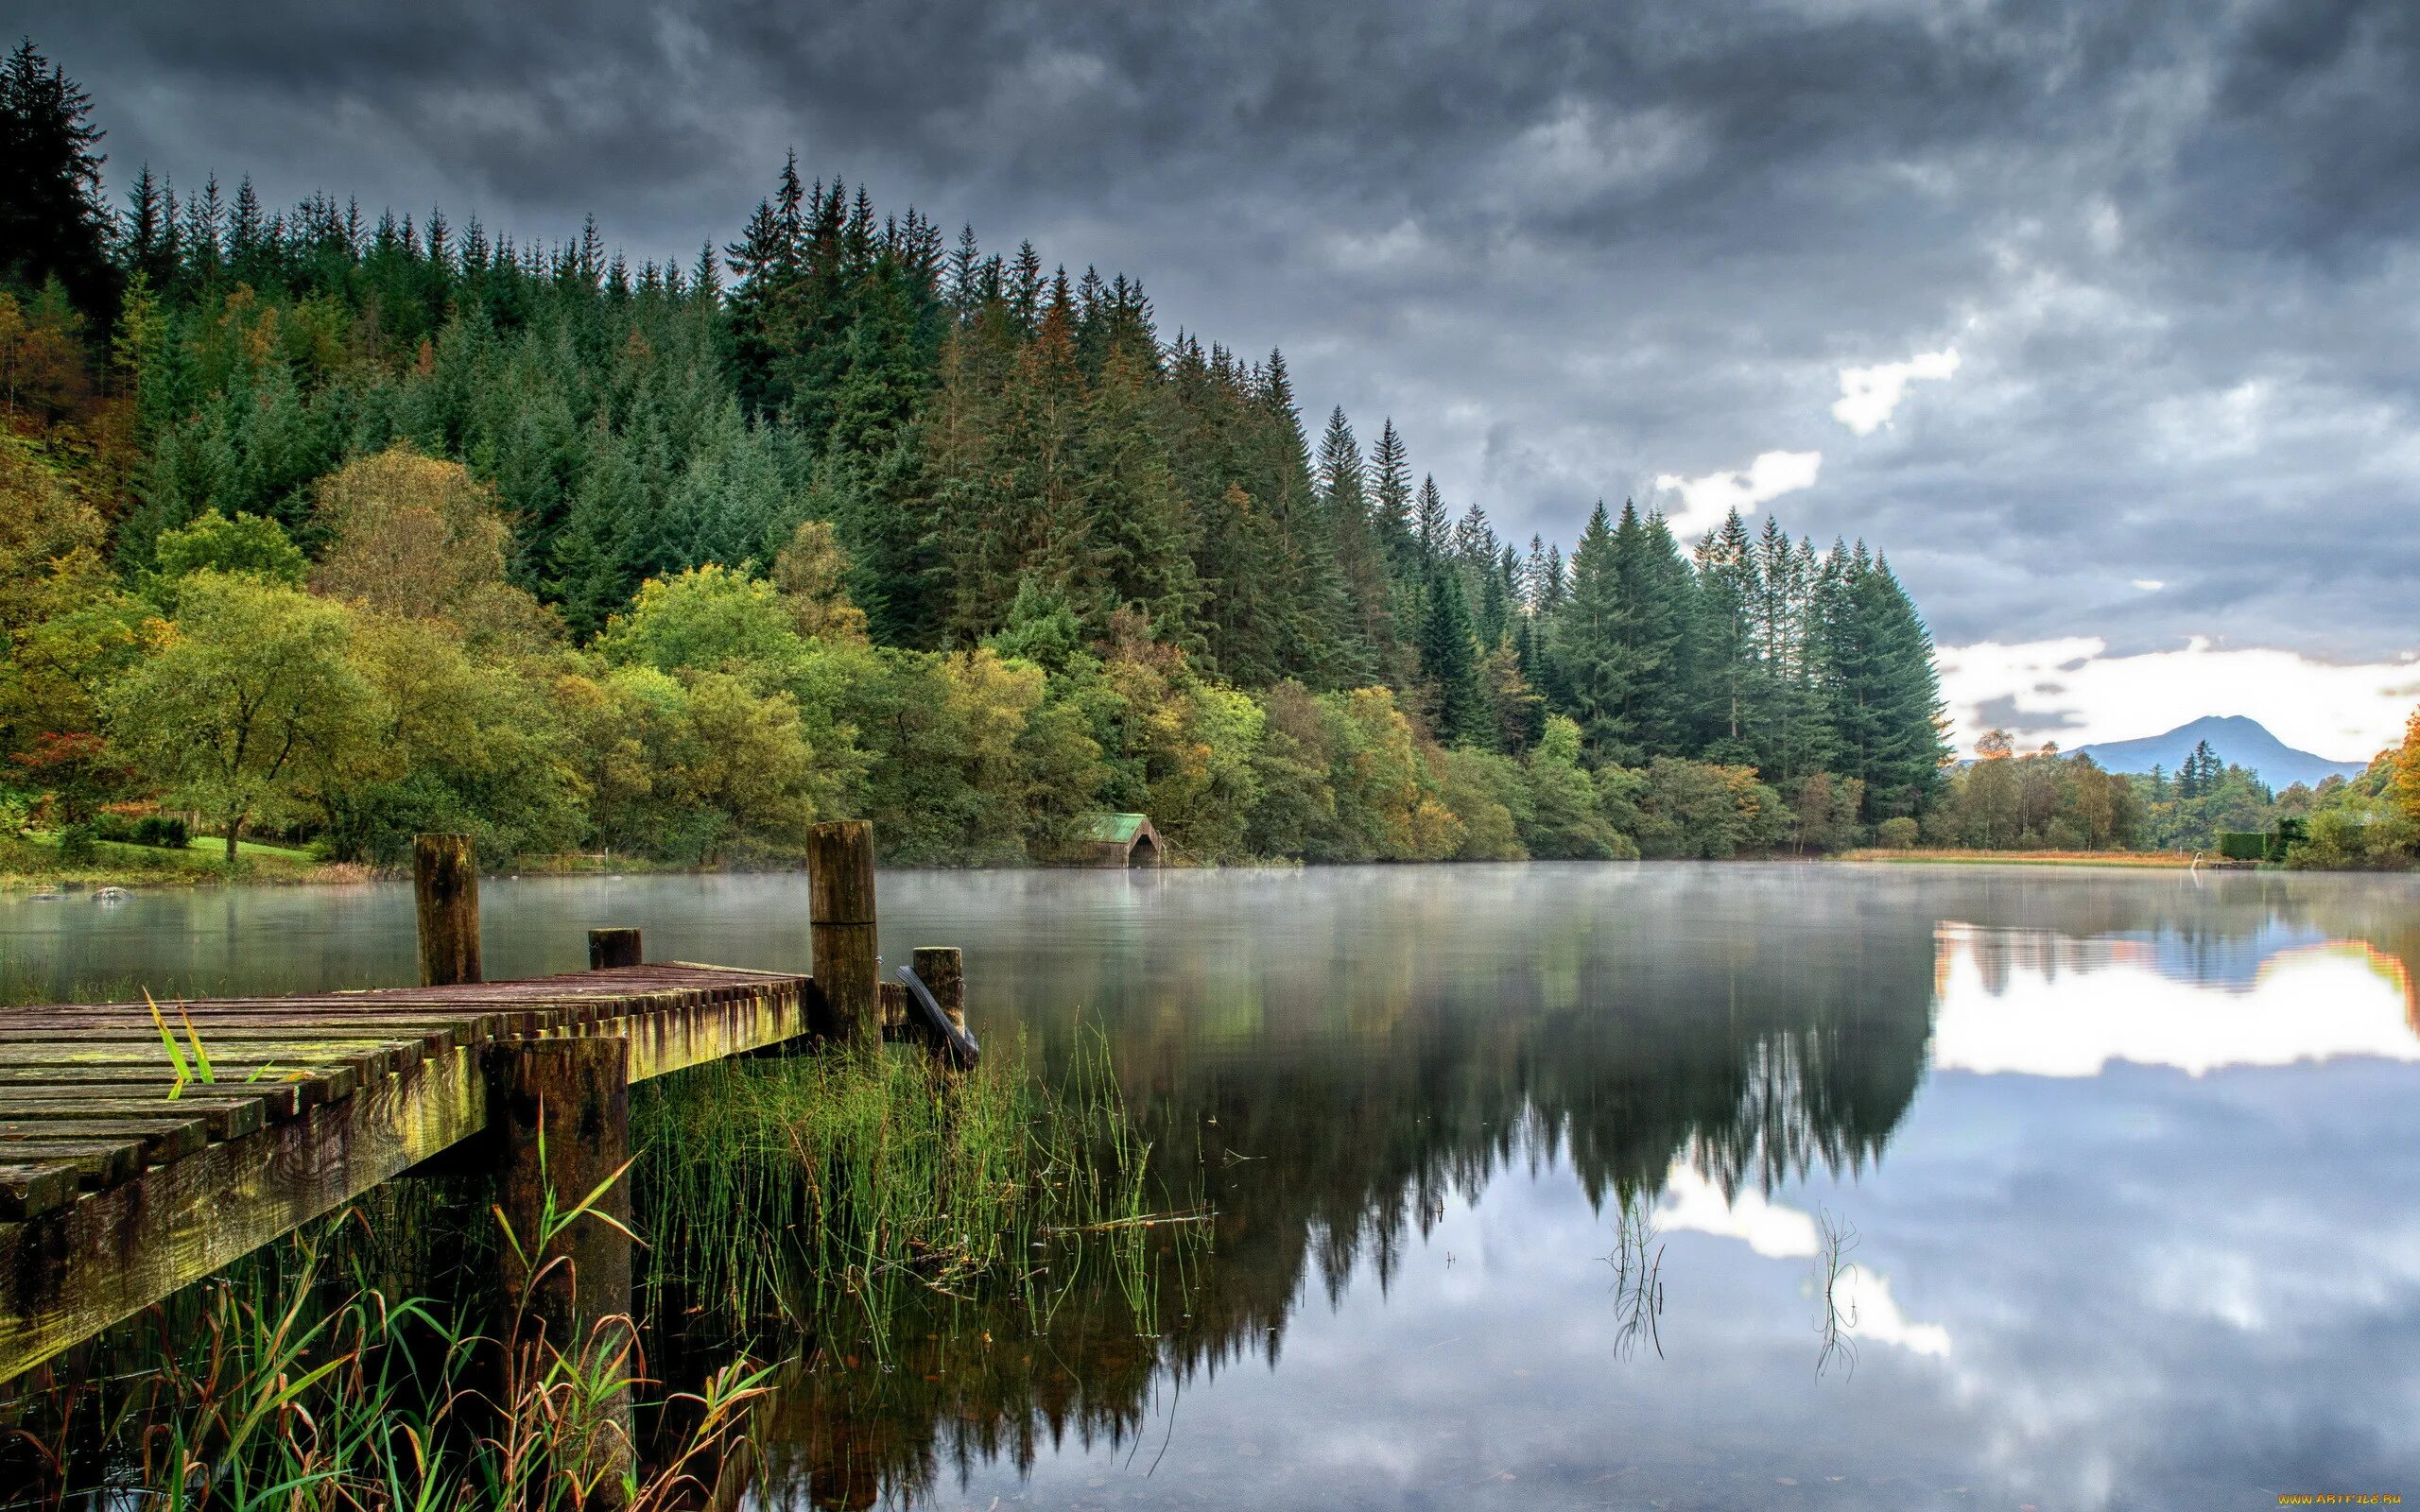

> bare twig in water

[
  {"left": 1608, "top": 1199, "right": 1667, "bottom": 1361},
  {"left": 1814, "top": 1208, "right": 1859, "bottom": 1380}
]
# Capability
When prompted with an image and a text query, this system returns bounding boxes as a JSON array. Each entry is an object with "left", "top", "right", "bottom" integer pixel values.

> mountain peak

[{"left": 2072, "top": 716, "right": 2368, "bottom": 789}]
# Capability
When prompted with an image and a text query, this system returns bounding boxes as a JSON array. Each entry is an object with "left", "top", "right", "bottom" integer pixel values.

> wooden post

[
  {"left": 805, "top": 820, "right": 878, "bottom": 1046},
  {"left": 493, "top": 1038, "right": 634, "bottom": 1486},
  {"left": 911, "top": 947, "right": 965, "bottom": 1036},
  {"left": 588, "top": 927, "right": 643, "bottom": 971},
  {"left": 413, "top": 833, "right": 481, "bottom": 988}
]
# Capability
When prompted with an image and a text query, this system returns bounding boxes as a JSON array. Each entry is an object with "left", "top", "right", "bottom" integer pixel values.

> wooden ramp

[{"left": 0, "top": 962, "right": 811, "bottom": 1382}]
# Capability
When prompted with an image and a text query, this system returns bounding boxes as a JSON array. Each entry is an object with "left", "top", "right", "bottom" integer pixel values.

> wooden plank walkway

[{"left": 0, "top": 961, "right": 812, "bottom": 1382}]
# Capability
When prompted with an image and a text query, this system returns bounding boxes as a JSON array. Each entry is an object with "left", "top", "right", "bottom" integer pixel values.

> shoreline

[
  {"left": 1834, "top": 848, "right": 2244, "bottom": 869},
  {"left": 4, "top": 847, "right": 2357, "bottom": 893}
]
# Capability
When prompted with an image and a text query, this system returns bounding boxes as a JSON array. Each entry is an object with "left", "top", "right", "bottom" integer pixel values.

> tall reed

[{"left": 631, "top": 1029, "right": 1202, "bottom": 1357}]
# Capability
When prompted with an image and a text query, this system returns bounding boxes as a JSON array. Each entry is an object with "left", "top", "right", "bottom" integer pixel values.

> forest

[
  {"left": 2, "top": 38, "right": 1951, "bottom": 873},
  {"left": 1919, "top": 729, "right": 2420, "bottom": 869}
]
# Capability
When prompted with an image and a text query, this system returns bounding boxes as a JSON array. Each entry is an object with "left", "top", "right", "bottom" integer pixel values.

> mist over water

[{"left": 6, "top": 864, "right": 2418, "bottom": 1509}]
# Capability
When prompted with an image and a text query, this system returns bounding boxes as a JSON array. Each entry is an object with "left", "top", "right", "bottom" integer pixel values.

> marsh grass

[
  {"left": 0, "top": 1016, "right": 1192, "bottom": 1504},
  {"left": 633, "top": 1026, "right": 1206, "bottom": 1358},
  {"left": 1, "top": 1178, "right": 766, "bottom": 1511}
]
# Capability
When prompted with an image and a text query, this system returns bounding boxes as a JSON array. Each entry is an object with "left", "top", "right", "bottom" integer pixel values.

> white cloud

[
  {"left": 1651, "top": 449, "right": 1822, "bottom": 538},
  {"left": 1655, "top": 1166, "right": 1953, "bottom": 1359},
  {"left": 1833, "top": 1263, "right": 1953, "bottom": 1358},
  {"left": 2130, "top": 578, "right": 2165, "bottom": 592},
  {"left": 1931, "top": 926, "right": 2420, "bottom": 1078},
  {"left": 1935, "top": 635, "right": 2420, "bottom": 758},
  {"left": 1654, "top": 1166, "right": 1820, "bottom": 1257},
  {"left": 1832, "top": 347, "right": 1962, "bottom": 435}
]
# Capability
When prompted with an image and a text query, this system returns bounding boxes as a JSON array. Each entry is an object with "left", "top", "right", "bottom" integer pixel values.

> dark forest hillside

[{"left": 0, "top": 40, "right": 1951, "bottom": 869}]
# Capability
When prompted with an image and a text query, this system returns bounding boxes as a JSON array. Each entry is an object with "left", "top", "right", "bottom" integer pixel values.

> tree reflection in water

[{"left": 712, "top": 866, "right": 2420, "bottom": 1508}]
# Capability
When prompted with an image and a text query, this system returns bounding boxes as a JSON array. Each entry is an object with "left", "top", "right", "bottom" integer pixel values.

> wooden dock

[{"left": 0, "top": 820, "right": 963, "bottom": 1389}]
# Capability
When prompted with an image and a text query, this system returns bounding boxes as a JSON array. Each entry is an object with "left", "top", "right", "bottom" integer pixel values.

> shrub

[
  {"left": 2217, "top": 831, "right": 2268, "bottom": 862},
  {"left": 1876, "top": 816, "right": 1920, "bottom": 850},
  {"left": 130, "top": 815, "right": 190, "bottom": 849},
  {"left": 2286, "top": 807, "right": 2417, "bottom": 871}
]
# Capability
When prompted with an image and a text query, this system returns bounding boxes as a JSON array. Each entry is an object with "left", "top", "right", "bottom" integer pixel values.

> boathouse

[{"left": 1084, "top": 813, "right": 1163, "bottom": 868}]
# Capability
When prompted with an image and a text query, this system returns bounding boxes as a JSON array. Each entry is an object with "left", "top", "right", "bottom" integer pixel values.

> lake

[{"left": 5, "top": 863, "right": 2418, "bottom": 1510}]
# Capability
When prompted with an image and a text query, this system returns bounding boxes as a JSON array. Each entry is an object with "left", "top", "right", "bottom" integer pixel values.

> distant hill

[{"left": 2072, "top": 715, "right": 2370, "bottom": 789}]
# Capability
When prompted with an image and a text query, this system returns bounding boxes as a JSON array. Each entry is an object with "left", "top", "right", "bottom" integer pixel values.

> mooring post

[
  {"left": 805, "top": 819, "right": 879, "bottom": 1046},
  {"left": 911, "top": 947, "right": 965, "bottom": 1036},
  {"left": 412, "top": 833, "right": 482, "bottom": 987},
  {"left": 588, "top": 926, "right": 643, "bottom": 971},
  {"left": 493, "top": 1037, "right": 635, "bottom": 1486}
]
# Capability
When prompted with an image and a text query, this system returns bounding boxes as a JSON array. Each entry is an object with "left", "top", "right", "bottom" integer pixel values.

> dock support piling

[
  {"left": 588, "top": 927, "right": 643, "bottom": 971},
  {"left": 412, "top": 833, "right": 482, "bottom": 988},
  {"left": 805, "top": 820, "right": 879, "bottom": 1046},
  {"left": 911, "top": 947, "right": 965, "bottom": 1036},
  {"left": 493, "top": 1037, "right": 634, "bottom": 1489}
]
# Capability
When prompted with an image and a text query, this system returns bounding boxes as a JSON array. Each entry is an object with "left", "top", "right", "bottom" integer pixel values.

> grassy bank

[
  {"left": 1837, "top": 847, "right": 2216, "bottom": 869},
  {"left": 0, "top": 832, "right": 361, "bottom": 889}
]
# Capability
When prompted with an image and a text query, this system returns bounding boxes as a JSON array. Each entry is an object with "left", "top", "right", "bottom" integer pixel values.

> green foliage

[
  {"left": 130, "top": 812, "right": 189, "bottom": 848},
  {"left": 598, "top": 563, "right": 806, "bottom": 684},
  {"left": 147, "top": 508, "right": 308, "bottom": 598},
  {"left": 2217, "top": 831, "right": 2268, "bottom": 861},
  {"left": 1617, "top": 756, "right": 1788, "bottom": 860},
  {"left": 0, "top": 60, "right": 1974, "bottom": 873},
  {"left": 1931, "top": 736, "right": 2145, "bottom": 851},
  {"left": 104, "top": 571, "right": 374, "bottom": 861}
]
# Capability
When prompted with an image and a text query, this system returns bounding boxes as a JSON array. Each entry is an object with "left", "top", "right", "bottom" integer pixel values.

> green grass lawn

[{"left": 0, "top": 831, "right": 329, "bottom": 887}]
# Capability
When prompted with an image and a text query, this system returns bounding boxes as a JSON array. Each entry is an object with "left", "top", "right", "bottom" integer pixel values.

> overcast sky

[{"left": 25, "top": 0, "right": 2420, "bottom": 757}]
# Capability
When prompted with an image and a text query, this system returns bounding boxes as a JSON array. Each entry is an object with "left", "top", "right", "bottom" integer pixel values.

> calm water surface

[{"left": 6, "top": 864, "right": 2419, "bottom": 1510}]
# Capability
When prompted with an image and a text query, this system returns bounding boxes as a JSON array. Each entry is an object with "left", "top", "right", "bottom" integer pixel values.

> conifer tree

[
  {"left": 1602, "top": 504, "right": 1695, "bottom": 761},
  {"left": 1369, "top": 419, "right": 1417, "bottom": 581},
  {"left": 1821, "top": 545, "right": 1948, "bottom": 818},
  {"left": 1548, "top": 501, "right": 1625, "bottom": 750},
  {"left": 1317, "top": 406, "right": 1392, "bottom": 677},
  {"left": 1419, "top": 562, "right": 1488, "bottom": 747},
  {"left": 1, "top": 40, "right": 114, "bottom": 314},
  {"left": 1691, "top": 507, "right": 1761, "bottom": 760},
  {"left": 1413, "top": 474, "right": 1450, "bottom": 565}
]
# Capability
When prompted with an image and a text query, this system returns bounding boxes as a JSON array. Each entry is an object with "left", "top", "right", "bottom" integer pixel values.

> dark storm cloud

[{"left": 23, "top": 0, "right": 2420, "bottom": 673}]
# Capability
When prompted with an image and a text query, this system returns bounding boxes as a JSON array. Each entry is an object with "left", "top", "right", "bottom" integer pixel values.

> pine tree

[
  {"left": 1547, "top": 502, "right": 1624, "bottom": 750},
  {"left": 1690, "top": 507, "right": 1761, "bottom": 761},
  {"left": 1317, "top": 406, "right": 1392, "bottom": 678},
  {"left": 1822, "top": 544, "right": 1948, "bottom": 818},
  {"left": 1080, "top": 339, "right": 1202, "bottom": 644},
  {"left": 1419, "top": 562, "right": 1488, "bottom": 746},
  {"left": 1, "top": 40, "right": 114, "bottom": 314},
  {"left": 118, "top": 164, "right": 173, "bottom": 289},
  {"left": 1369, "top": 419, "right": 1417, "bottom": 581},
  {"left": 1596, "top": 504, "right": 1695, "bottom": 762},
  {"left": 1413, "top": 473, "right": 1450, "bottom": 566}
]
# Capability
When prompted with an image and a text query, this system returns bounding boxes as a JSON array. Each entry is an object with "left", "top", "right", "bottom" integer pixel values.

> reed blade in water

[{"left": 631, "top": 1027, "right": 1205, "bottom": 1357}]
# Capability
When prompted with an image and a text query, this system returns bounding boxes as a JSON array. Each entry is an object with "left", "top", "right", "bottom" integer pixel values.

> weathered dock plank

[
  {"left": 0, "top": 1045, "right": 487, "bottom": 1375},
  {"left": 0, "top": 963, "right": 814, "bottom": 1382}
]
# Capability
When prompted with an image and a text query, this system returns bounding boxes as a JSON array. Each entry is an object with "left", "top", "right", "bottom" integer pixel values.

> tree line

[
  {"left": 1, "top": 39, "right": 1953, "bottom": 870},
  {"left": 1916, "top": 730, "right": 2420, "bottom": 868}
]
